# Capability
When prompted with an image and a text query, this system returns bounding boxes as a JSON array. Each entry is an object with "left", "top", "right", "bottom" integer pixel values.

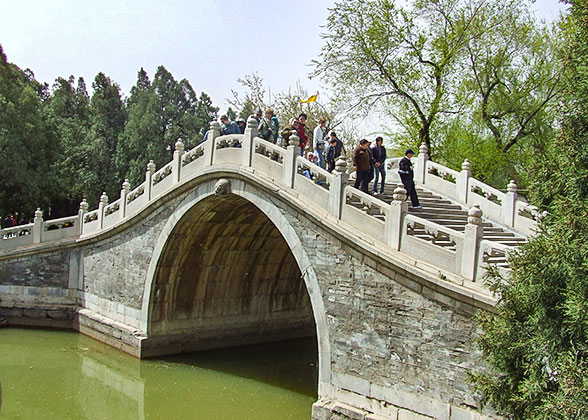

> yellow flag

[{"left": 301, "top": 93, "right": 318, "bottom": 103}]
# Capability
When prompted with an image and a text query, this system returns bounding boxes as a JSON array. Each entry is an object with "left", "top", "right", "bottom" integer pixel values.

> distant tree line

[{"left": 0, "top": 45, "right": 218, "bottom": 220}]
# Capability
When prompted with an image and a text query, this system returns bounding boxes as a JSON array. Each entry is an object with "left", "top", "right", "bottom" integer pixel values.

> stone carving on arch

[{"left": 140, "top": 176, "right": 332, "bottom": 395}]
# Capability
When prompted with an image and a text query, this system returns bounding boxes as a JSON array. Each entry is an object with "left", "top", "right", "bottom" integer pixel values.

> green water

[{"left": 0, "top": 328, "right": 318, "bottom": 420}]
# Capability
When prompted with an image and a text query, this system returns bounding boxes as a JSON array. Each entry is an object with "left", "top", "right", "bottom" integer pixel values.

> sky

[{"left": 0, "top": 0, "right": 567, "bottom": 136}]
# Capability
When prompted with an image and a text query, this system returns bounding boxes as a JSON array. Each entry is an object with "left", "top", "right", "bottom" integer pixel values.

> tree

[
  {"left": 228, "top": 72, "right": 266, "bottom": 117},
  {"left": 0, "top": 44, "right": 60, "bottom": 219},
  {"left": 48, "top": 75, "right": 93, "bottom": 215},
  {"left": 116, "top": 67, "right": 218, "bottom": 187},
  {"left": 82, "top": 72, "right": 127, "bottom": 205},
  {"left": 313, "top": 0, "right": 559, "bottom": 187},
  {"left": 471, "top": 1, "right": 588, "bottom": 418}
]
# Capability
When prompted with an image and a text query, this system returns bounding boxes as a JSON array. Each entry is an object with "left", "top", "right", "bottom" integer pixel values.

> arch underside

[{"left": 143, "top": 193, "right": 316, "bottom": 357}]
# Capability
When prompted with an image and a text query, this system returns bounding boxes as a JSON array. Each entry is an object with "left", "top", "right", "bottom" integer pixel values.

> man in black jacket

[
  {"left": 398, "top": 149, "right": 422, "bottom": 208},
  {"left": 371, "top": 136, "right": 387, "bottom": 195}
]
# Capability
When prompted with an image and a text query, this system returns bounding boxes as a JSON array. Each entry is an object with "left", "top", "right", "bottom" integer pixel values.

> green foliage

[
  {"left": 48, "top": 75, "right": 93, "bottom": 214},
  {"left": 314, "top": 0, "right": 560, "bottom": 189},
  {"left": 84, "top": 72, "right": 127, "bottom": 206},
  {"left": 116, "top": 66, "right": 218, "bottom": 188},
  {"left": 0, "top": 44, "right": 60, "bottom": 219},
  {"left": 472, "top": 1, "right": 588, "bottom": 417}
]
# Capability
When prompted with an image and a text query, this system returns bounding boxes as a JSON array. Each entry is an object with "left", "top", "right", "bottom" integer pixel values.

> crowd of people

[
  {"left": 351, "top": 140, "right": 421, "bottom": 208},
  {"left": 210, "top": 110, "right": 421, "bottom": 208}
]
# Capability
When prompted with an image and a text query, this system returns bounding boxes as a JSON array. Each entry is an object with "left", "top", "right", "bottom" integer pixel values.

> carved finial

[
  {"left": 507, "top": 180, "right": 518, "bottom": 194},
  {"left": 147, "top": 160, "right": 156, "bottom": 174},
  {"left": 210, "top": 121, "right": 221, "bottom": 135},
  {"left": 175, "top": 140, "right": 185, "bottom": 153},
  {"left": 334, "top": 156, "right": 348, "bottom": 175},
  {"left": 214, "top": 178, "right": 231, "bottom": 196},
  {"left": 247, "top": 116, "right": 258, "bottom": 129},
  {"left": 419, "top": 142, "right": 428, "bottom": 156},
  {"left": 461, "top": 159, "right": 471, "bottom": 172},
  {"left": 289, "top": 133, "right": 300, "bottom": 148},
  {"left": 122, "top": 179, "right": 131, "bottom": 192},
  {"left": 393, "top": 187, "right": 407, "bottom": 202},
  {"left": 34, "top": 208, "right": 43, "bottom": 220},
  {"left": 468, "top": 204, "right": 483, "bottom": 225},
  {"left": 100, "top": 192, "right": 109, "bottom": 205},
  {"left": 79, "top": 198, "right": 89, "bottom": 212}
]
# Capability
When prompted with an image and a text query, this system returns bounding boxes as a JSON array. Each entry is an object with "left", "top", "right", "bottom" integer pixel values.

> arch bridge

[{"left": 0, "top": 118, "right": 539, "bottom": 420}]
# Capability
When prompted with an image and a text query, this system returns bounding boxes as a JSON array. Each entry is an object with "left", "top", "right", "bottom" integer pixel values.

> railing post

[
  {"left": 461, "top": 204, "right": 484, "bottom": 281},
  {"left": 457, "top": 159, "right": 471, "bottom": 204},
  {"left": 204, "top": 121, "right": 221, "bottom": 166},
  {"left": 386, "top": 187, "right": 408, "bottom": 250},
  {"left": 242, "top": 116, "right": 258, "bottom": 167},
  {"left": 283, "top": 133, "right": 300, "bottom": 188},
  {"left": 416, "top": 143, "right": 429, "bottom": 184},
  {"left": 120, "top": 179, "right": 130, "bottom": 219},
  {"left": 328, "top": 156, "right": 349, "bottom": 219},
  {"left": 97, "top": 192, "right": 108, "bottom": 230},
  {"left": 502, "top": 180, "right": 518, "bottom": 227},
  {"left": 172, "top": 140, "right": 185, "bottom": 184},
  {"left": 78, "top": 198, "right": 88, "bottom": 235},
  {"left": 32, "top": 208, "right": 43, "bottom": 244},
  {"left": 145, "top": 160, "right": 156, "bottom": 201}
]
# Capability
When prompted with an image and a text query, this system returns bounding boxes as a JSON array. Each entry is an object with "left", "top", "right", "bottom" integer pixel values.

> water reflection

[{"left": 0, "top": 328, "right": 317, "bottom": 420}]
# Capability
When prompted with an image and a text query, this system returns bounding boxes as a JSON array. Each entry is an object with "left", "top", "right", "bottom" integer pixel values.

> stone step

[
  {"left": 412, "top": 213, "right": 468, "bottom": 221},
  {"left": 410, "top": 208, "right": 467, "bottom": 216}
]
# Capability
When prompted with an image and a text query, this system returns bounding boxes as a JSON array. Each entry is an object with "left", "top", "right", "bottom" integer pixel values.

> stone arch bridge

[{"left": 0, "top": 118, "right": 539, "bottom": 420}]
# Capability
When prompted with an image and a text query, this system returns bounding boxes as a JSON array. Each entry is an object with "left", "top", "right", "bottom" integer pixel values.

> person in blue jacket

[{"left": 220, "top": 115, "right": 240, "bottom": 135}]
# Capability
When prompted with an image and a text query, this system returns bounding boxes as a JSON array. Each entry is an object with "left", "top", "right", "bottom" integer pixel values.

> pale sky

[{"left": 0, "top": 0, "right": 566, "bottom": 136}]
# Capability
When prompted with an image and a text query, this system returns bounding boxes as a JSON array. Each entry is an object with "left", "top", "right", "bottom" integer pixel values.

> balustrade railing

[
  {"left": 385, "top": 144, "right": 539, "bottom": 236},
  {"left": 0, "top": 120, "right": 530, "bottom": 284}
]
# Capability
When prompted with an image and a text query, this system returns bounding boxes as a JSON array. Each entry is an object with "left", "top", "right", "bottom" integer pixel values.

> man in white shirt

[{"left": 313, "top": 118, "right": 328, "bottom": 169}]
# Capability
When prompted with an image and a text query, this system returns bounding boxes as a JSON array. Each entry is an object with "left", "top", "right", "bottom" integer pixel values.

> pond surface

[{"left": 0, "top": 328, "right": 318, "bottom": 419}]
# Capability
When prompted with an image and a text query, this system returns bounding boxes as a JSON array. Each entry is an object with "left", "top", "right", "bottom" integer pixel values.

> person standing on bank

[
  {"left": 353, "top": 139, "right": 371, "bottom": 193},
  {"left": 371, "top": 136, "right": 387, "bottom": 195},
  {"left": 313, "top": 118, "right": 328, "bottom": 169},
  {"left": 398, "top": 149, "right": 422, "bottom": 208}
]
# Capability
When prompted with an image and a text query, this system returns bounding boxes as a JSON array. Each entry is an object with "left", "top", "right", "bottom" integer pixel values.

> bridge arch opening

[{"left": 146, "top": 190, "right": 317, "bottom": 356}]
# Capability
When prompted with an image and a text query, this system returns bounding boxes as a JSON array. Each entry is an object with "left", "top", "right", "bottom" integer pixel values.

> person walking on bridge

[
  {"left": 398, "top": 149, "right": 421, "bottom": 208},
  {"left": 353, "top": 139, "right": 371, "bottom": 194},
  {"left": 371, "top": 136, "right": 387, "bottom": 195}
]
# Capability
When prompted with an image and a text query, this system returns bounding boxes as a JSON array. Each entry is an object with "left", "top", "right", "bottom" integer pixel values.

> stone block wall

[{"left": 0, "top": 249, "right": 78, "bottom": 327}]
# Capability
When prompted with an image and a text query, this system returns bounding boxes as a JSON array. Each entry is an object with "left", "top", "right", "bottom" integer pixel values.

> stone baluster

[
  {"left": 283, "top": 133, "right": 300, "bottom": 188},
  {"left": 145, "top": 160, "right": 156, "bottom": 201},
  {"left": 456, "top": 159, "right": 471, "bottom": 204},
  {"left": 78, "top": 198, "right": 88, "bottom": 235},
  {"left": 32, "top": 208, "right": 43, "bottom": 244},
  {"left": 415, "top": 143, "right": 429, "bottom": 185},
  {"left": 502, "top": 180, "right": 518, "bottom": 227},
  {"left": 120, "top": 179, "right": 131, "bottom": 219},
  {"left": 242, "top": 116, "right": 258, "bottom": 167},
  {"left": 386, "top": 187, "right": 408, "bottom": 250},
  {"left": 204, "top": 121, "right": 221, "bottom": 166},
  {"left": 328, "top": 156, "right": 349, "bottom": 219},
  {"left": 461, "top": 204, "right": 484, "bottom": 281},
  {"left": 172, "top": 140, "right": 185, "bottom": 184},
  {"left": 98, "top": 192, "right": 108, "bottom": 230}
]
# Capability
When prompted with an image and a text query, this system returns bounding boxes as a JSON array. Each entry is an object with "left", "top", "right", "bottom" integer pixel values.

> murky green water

[{"left": 0, "top": 328, "right": 318, "bottom": 419}]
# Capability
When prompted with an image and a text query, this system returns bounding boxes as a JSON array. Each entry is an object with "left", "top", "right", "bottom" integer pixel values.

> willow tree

[{"left": 313, "top": 0, "right": 559, "bottom": 179}]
